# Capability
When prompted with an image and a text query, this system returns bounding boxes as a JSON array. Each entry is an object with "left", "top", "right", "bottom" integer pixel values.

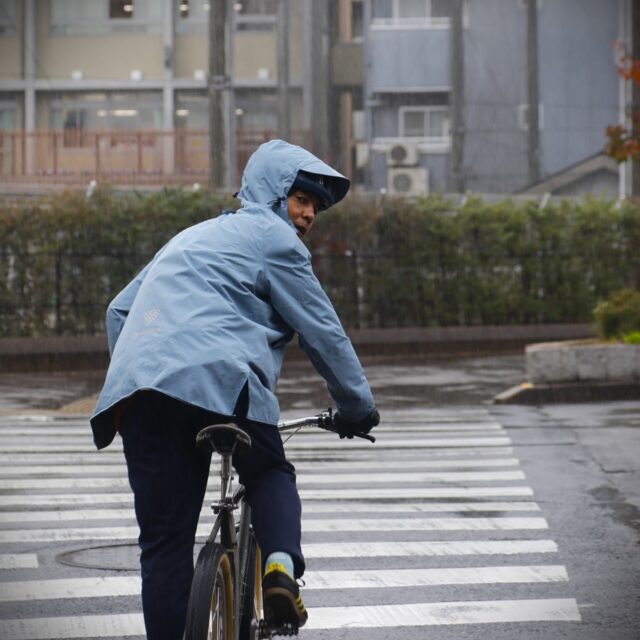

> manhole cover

[{"left": 57, "top": 543, "right": 140, "bottom": 571}]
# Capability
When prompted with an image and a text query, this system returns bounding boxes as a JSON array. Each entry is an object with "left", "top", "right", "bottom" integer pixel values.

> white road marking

[
  {"left": 0, "top": 553, "right": 39, "bottom": 569},
  {"left": 0, "top": 422, "right": 505, "bottom": 436},
  {"left": 305, "top": 598, "right": 581, "bottom": 629},
  {"left": 0, "top": 446, "right": 516, "bottom": 465},
  {"left": 0, "top": 501, "right": 542, "bottom": 523},
  {"left": 0, "top": 457, "right": 522, "bottom": 476},
  {"left": 301, "top": 517, "right": 548, "bottom": 532},
  {"left": 0, "top": 516, "right": 547, "bottom": 543},
  {"left": 0, "top": 613, "right": 145, "bottom": 640},
  {"left": 0, "top": 469, "right": 527, "bottom": 490},
  {"left": 0, "top": 437, "right": 512, "bottom": 453},
  {"left": 304, "top": 565, "right": 569, "bottom": 589},
  {"left": 0, "top": 485, "right": 535, "bottom": 508},
  {"left": 0, "top": 565, "right": 568, "bottom": 602},
  {"left": 0, "top": 598, "right": 581, "bottom": 639},
  {"left": 300, "top": 486, "right": 534, "bottom": 499},
  {"left": 303, "top": 539, "right": 559, "bottom": 558}
]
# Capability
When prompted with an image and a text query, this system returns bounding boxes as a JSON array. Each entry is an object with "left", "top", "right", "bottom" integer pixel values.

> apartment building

[
  {"left": 352, "top": 0, "right": 630, "bottom": 197},
  {"left": 0, "top": 0, "right": 633, "bottom": 195},
  {"left": 0, "top": 0, "right": 336, "bottom": 188}
]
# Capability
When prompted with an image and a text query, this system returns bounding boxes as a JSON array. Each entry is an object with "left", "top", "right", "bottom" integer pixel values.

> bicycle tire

[
  {"left": 238, "top": 532, "right": 262, "bottom": 640},
  {"left": 184, "top": 542, "right": 234, "bottom": 640}
]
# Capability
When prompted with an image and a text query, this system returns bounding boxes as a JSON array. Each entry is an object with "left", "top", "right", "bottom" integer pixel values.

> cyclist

[{"left": 90, "top": 139, "right": 379, "bottom": 640}]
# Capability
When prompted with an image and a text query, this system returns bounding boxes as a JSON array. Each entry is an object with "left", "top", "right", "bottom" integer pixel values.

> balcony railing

[{"left": 0, "top": 129, "right": 312, "bottom": 189}]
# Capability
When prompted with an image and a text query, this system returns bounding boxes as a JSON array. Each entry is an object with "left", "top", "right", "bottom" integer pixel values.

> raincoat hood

[{"left": 237, "top": 139, "right": 350, "bottom": 224}]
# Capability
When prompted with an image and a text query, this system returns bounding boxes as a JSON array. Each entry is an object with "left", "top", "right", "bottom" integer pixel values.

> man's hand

[{"left": 334, "top": 409, "right": 380, "bottom": 439}]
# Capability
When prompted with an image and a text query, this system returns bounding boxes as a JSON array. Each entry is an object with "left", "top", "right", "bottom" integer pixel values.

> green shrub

[
  {"left": 2, "top": 189, "right": 640, "bottom": 336},
  {"left": 622, "top": 331, "right": 640, "bottom": 345},
  {"left": 593, "top": 289, "right": 640, "bottom": 340}
]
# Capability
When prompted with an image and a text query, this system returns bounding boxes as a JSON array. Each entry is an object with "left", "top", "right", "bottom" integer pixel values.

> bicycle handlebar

[{"left": 277, "top": 408, "right": 376, "bottom": 443}]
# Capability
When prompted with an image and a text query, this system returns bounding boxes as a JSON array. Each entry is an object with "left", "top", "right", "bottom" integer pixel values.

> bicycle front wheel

[{"left": 184, "top": 542, "right": 234, "bottom": 640}]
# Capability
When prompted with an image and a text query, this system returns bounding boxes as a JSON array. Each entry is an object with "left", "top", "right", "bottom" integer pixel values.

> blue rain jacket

[{"left": 90, "top": 140, "right": 375, "bottom": 449}]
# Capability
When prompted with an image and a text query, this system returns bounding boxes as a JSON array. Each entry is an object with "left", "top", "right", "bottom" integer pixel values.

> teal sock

[{"left": 265, "top": 551, "right": 294, "bottom": 578}]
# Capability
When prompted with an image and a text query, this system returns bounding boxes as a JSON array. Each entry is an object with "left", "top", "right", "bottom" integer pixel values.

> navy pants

[{"left": 119, "top": 391, "right": 303, "bottom": 640}]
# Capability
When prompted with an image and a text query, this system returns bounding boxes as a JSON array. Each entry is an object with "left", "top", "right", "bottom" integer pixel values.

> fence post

[{"left": 95, "top": 133, "right": 100, "bottom": 178}]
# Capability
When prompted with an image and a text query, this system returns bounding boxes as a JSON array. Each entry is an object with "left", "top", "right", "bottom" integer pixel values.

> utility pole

[
  {"left": 277, "top": 0, "right": 291, "bottom": 141},
  {"left": 209, "top": 0, "right": 227, "bottom": 190},
  {"left": 449, "top": 0, "right": 465, "bottom": 192},
  {"left": 526, "top": 0, "right": 541, "bottom": 184},
  {"left": 632, "top": 0, "right": 640, "bottom": 196}
]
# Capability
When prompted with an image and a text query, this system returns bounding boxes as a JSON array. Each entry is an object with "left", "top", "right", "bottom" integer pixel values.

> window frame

[
  {"left": 0, "top": 0, "right": 17, "bottom": 35},
  {"left": 49, "top": 0, "right": 163, "bottom": 36},
  {"left": 399, "top": 105, "right": 450, "bottom": 140}
]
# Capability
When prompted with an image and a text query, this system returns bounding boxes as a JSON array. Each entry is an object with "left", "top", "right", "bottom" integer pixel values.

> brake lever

[{"left": 356, "top": 432, "right": 376, "bottom": 443}]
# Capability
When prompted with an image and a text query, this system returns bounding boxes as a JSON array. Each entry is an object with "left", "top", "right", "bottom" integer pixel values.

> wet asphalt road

[
  {"left": 0, "top": 353, "right": 526, "bottom": 412},
  {"left": 0, "top": 354, "right": 639, "bottom": 639}
]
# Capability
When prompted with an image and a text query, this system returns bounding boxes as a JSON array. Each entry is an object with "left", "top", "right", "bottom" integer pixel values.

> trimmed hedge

[{"left": 1, "top": 188, "right": 639, "bottom": 336}]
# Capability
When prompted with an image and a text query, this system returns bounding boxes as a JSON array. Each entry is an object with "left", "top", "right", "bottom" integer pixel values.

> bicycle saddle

[{"left": 196, "top": 423, "right": 252, "bottom": 456}]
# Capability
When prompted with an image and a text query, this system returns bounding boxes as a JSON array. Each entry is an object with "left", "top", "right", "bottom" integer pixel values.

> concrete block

[
  {"left": 526, "top": 343, "right": 578, "bottom": 384},
  {"left": 576, "top": 346, "right": 610, "bottom": 381},
  {"left": 605, "top": 344, "right": 639, "bottom": 381}
]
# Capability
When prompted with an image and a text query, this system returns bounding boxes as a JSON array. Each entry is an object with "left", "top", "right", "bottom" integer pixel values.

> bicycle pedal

[{"left": 257, "top": 620, "right": 299, "bottom": 638}]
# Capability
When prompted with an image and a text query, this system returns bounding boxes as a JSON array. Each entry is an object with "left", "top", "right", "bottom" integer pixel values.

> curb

[{"left": 493, "top": 381, "right": 640, "bottom": 404}]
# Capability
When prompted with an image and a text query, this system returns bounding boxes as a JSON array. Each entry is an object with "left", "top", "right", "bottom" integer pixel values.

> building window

[
  {"left": 0, "top": 99, "right": 18, "bottom": 130},
  {"left": 351, "top": 0, "right": 363, "bottom": 40},
  {"left": 234, "top": 0, "right": 276, "bottom": 32},
  {"left": 50, "top": 0, "right": 162, "bottom": 35},
  {"left": 110, "top": 0, "right": 134, "bottom": 18},
  {"left": 50, "top": 92, "right": 163, "bottom": 147},
  {"left": 0, "top": 0, "right": 17, "bottom": 35},
  {"left": 234, "top": 0, "right": 277, "bottom": 15},
  {"left": 399, "top": 106, "right": 449, "bottom": 139},
  {"left": 374, "top": 0, "right": 468, "bottom": 27}
]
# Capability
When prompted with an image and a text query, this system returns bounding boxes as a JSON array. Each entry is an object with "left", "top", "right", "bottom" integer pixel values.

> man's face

[{"left": 287, "top": 190, "right": 320, "bottom": 238}]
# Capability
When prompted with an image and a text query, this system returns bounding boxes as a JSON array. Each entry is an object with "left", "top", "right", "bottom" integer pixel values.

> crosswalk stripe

[
  {"left": 0, "top": 598, "right": 582, "bottom": 639},
  {"left": 0, "top": 553, "right": 39, "bottom": 569},
  {"left": 303, "top": 539, "right": 559, "bottom": 558},
  {"left": 0, "top": 484, "right": 534, "bottom": 508},
  {"left": 304, "top": 565, "right": 568, "bottom": 589},
  {"left": 0, "top": 446, "right": 517, "bottom": 465},
  {"left": 0, "top": 457, "right": 522, "bottom": 476},
  {"left": 305, "top": 598, "right": 581, "bottom": 629},
  {"left": 0, "top": 436, "right": 512, "bottom": 453},
  {"left": 0, "top": 565, "right": 568, "bottom": 602},
  {"left": 300, "top": 486, "right": 534, "bottom": 499},
  {"left": 0, "top": 613, "right": 145, "bottom": 640},
  {"left": 0, "top": 501, "right": 542, "bottom": 523},
  {"left": 0, "top": 423, "right": 505, "bottom": 436},
  {"left": 0, "top": 469, "right": 526, "bottom": 490},
  {"left": 0, "top": 516, "right": 547, "bottom": 543},
  {"left": 301, "top": 517, "right": 548, "bottom": 532}
]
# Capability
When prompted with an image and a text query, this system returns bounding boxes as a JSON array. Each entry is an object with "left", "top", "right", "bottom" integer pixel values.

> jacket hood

[{"left": 237, "top": 139, "right": 350, "bottom": 225}]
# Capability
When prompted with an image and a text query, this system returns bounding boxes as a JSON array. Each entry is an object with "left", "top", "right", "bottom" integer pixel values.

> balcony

[{"left": 0, "top": 129, "right": 312, "bottom": 190}]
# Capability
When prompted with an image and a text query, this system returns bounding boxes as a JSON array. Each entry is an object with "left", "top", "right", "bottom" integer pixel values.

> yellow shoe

[{"left": 262, "top": 563, "right": 308, "bottom": 629}]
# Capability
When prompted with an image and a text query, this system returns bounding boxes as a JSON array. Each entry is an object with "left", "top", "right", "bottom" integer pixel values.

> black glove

[{"left": 334, "top": 409, "right": 380, "bottom": 439}]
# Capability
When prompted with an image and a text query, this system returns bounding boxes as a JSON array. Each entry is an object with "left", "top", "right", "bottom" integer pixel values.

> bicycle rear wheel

[
  {"left": 238, "top": 532, "right": 262, "bottom": 640},
  {"left": 184, "top": 542, "right": 234, "bottom": 640}
]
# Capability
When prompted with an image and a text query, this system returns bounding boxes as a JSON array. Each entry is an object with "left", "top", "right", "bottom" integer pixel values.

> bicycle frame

[{"left": 195, "top": 410, "right": 375, "bottom": 640}]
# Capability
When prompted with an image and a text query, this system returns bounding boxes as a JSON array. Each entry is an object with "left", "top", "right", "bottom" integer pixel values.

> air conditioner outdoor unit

[
  {"left": 387, "top": 167, "right": 429, "bottom": 196},
  {"left": 387, "top": 142, "right": 418, "bottom": 166}
]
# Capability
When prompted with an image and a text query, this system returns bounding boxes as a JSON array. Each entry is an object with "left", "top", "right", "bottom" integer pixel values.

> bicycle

[{"left": 183, "top": 409, "right": 375, "bottom": 640}]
